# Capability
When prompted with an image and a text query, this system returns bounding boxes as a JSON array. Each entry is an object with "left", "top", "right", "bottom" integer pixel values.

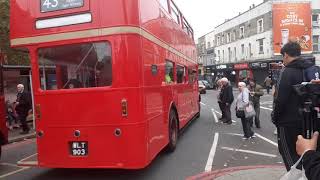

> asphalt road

[{"left": 0, "top": 89, "right": 284, "bottom": 180}]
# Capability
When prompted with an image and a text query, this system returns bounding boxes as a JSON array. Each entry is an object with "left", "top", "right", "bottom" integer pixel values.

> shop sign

[
  {"left": 216, "top": 65, "right": 227, "bottom": 70},
  {"left": 234, "top": 63, "right": 249, "bottom": 70}
]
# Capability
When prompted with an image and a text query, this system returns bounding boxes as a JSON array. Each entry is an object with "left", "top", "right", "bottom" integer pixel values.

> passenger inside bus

[{"left": 38, "top": 42, "right": 112, "bottom": 90}]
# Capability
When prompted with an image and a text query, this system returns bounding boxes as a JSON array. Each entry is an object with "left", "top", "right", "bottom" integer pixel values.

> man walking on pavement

[
  {"left": 248, "top": 79, "right": 264, "bottom": 128},
  {"left": 219, "top": 78, "right": 234, "bottom": 124},
  {"left": 264, "top": 76, "right": 272, "bottom": 94},
  {"left": 15, "top": 84, "right": 32, "bottom": 134},
  {"left": 272, "top": 42, "right": 318, "bottom": 171}
]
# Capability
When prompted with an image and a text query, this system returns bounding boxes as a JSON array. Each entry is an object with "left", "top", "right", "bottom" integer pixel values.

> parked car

[
  {"left": 198, "top": 81, "right": 206, "bottom": 94},
  {"left": 201, "top": 80, "right": 213, "bottom": 89}
]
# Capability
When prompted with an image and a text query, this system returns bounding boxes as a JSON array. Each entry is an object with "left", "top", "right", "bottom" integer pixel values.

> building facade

[{"left": 199, "top": 0, "right": 320, "bottom": 85}]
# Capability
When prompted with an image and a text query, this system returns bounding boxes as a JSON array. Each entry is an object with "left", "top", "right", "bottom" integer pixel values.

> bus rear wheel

[{"left": 167, "top": 110, "right": 178, "bottom": 153}]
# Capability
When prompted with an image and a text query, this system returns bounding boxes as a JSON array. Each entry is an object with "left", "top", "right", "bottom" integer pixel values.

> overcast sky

[{"left": 174, "top": 0, "right": 264, "bottom": 39}]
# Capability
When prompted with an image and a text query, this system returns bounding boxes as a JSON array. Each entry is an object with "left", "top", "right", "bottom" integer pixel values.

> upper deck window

[
  {"left": 38, "top": 42, "right": 112, "bottom": 90},
  {"left": 159, "top": 0, "right": 169, "bottom": 12},
  {"left": 170, "top": 1, "right": 180, "bottom": 24}
]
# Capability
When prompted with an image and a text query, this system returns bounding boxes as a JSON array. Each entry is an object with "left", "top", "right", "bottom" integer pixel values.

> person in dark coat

[
  {"left": 220, "top": 77, "right": 234, "bottom": 124},
  {"left": 272, "top": 42, "right": 317, "bottom": 171},
  {"left": 296, "top": 131, "right": 320, "bottom": 180},
  {"left": 248, "top": 79, "right": 264, "bottom": 128},
  {"left": 15, "top": 84, "right": 32, "bottom": 134}
]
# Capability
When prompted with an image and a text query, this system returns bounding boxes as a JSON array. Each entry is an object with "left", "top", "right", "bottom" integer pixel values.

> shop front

[
  {"left": 234, "top": 63, "right": 253, "bottom": 84},
  {"left": 249, "top": 62, "right": 269, "bottom": 85},
  {"left": 211, "top": 64, "right": 235, "bottom": 86}
]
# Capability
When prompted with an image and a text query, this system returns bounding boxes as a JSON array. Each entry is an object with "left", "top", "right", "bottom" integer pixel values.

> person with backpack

[{"left": 272, "top": 41, "right": 320, "bottom": 171}]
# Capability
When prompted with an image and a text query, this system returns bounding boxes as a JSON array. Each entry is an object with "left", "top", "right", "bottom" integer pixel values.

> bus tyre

[
  {"left": 167, "top": 110, "right": 178, "bottom": 153},
  {"left": 196, "top": 102, "right": 200, "bottom": 118}
]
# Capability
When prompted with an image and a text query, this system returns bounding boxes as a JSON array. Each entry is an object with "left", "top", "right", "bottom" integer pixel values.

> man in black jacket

[
  {"left": 296, "top": 131, "right": 320, "bottom": 180},
  {"left": 220, "top": 77, "right": 234, "bottom": 124},
  {"left": 273, "top": 42, "right": 317, "bottom": 171},
  {"left": 15, "top": 84, "right": 32, "bottom": 134}
]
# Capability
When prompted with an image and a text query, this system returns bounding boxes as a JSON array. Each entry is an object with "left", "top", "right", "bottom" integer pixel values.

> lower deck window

[{"left": 38, "top": 42, "right": 112, "bottom": 90}]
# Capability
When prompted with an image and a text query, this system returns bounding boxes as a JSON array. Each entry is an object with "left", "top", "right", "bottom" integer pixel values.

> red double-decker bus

[
  {"left": 10, "top": 0, "right": 199, "bottom": 169},
  {"left": 0, "top": 55, "right": 7, "bottom": 159}
]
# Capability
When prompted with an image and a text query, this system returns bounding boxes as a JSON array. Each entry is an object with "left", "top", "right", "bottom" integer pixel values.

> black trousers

[
  {"left": 18, "top": 114, "right": 29, "bottom": 132},
  {"left": 250, "top": 101, "right": 261, "bottom": 127},
  {"left": 241, "top": 117, "right": 254, "bottom": 138},
  {"left": 218, "top": 102, "right": 225, "bottom": 119},
  {"left": 277, "top": 126, "right": 302, "bottom": 171},
  {"left": 222, "top": 103, "right": 231, "bottom": 123}
]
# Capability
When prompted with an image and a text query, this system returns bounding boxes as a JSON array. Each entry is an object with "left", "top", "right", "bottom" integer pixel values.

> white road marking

[
  {"left": 225, "top": 133, "right": 243, "bottom": 137},
  {"left": 205, "top": 133, "right": 219, "bottom": 172},
  {"left": 261, "top": 106, "right": 273, "bottom": 111},
  {"left": 255, "top": 133, "right": 278, "bottom": 147},
  {"left": 214, "top": 110, "right": 236, "bottom": 123},
  {"left": 17, "top": 153, "right": 38, "bottom": 165},
  {"left": 221, "top": 147, "right": 277, "bottom": 158},
  {"left": 260, "top": 101, "right": 273, "bottom": 105},
  {"left": 200, "top": 102, "right": 206, "bottom": 106},
  {"left": 211, "top": 109, "right": 218, "bottom": 123},
  {"left": 0, "top": 163, "right": 21, "bottom": 168},
  {"left": 0, "top": 167, "right": 30, "bottom": 179}
]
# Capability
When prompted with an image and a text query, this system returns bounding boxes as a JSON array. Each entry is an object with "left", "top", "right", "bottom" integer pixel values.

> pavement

[
  {"left": 7, "top": 120, "right": 36, "bottom": 143},
  {"left": 187, "top": 166, "right": 286, "bottom": 180},
  {"left": 1, "top": 90, "right": 287, "bottom": 180}
]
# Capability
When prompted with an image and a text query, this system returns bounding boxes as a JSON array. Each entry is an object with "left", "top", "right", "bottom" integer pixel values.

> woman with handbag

[{"left": 236, "top": 82, "right": 255, "bottom": 140}]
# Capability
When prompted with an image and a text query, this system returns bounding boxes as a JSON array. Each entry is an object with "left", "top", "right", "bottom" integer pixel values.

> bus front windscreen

[{"left": 38, "top": 42, "right": 112, "bottom": 90}]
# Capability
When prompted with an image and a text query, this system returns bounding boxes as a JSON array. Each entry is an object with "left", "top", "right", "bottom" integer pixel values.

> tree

[{"left": 0, "top": 0, "right": 29, "bottom": 66}]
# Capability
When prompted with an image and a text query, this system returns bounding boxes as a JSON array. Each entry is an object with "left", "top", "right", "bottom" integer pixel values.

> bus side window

[
  {"left": 165, "top": 61, "right": 174, "bottom": 83},
  {"left": 176, "top": 65, "right": 185, "bottom": 84}
]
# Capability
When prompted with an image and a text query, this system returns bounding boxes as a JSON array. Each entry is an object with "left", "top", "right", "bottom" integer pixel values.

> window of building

[
  {"left": 38, "top": 42, "right": 112, "bottom": 90},
  {"left": 258, "top": 39, "right": 264, "bottom": 54},
  {"left": 313, "top": 14, "right": 319, "bottom": 23},
  {"left": 170, "top": 1, "right": 180, "bottom": 24},
  {"left": 222, "top": 50, "right": 225, "bottom": 61},
  {"left": 176, "top": 65, "right": 185, "bottom": 83},
  {"left": 257, "top": 19, "right": 264, "bottom": 33},
  {"left": 221, "top": 35, "right": 225, "bottom": 44},
  {"left": 240, "top": 26, "right": 245, "bottom": 38},
  {"left": 165, "top": 61, "right": 174, "bottom": 83},
  {"left": 241, "top": 44, "right": 245, "bottom": 56},
  {"left": 217, "top": 50, "right": 221, "bottom": 61},
  {"left": 188, "top": 68, "right": 196, "bottom": 84},
  {"left": 217, "top": 36, "right": 220, "bottom": 46},
  {"left": 313, "top": 35, "right": 320, "bottom": 52},
  {"left": 227, "top": 33, "right": 231, "bottom": 43},
  {"left": 228, "top": 47, "right": 231, "bottom": 62},
  {"left": 207, "top": 42, "right": 211, "bottom": 48},
  {"left": 249, "top": 43, "right": 252, "bottom": 57},
  {"left": 233, "top": 31, "right": 237, "bottom": 41},
  {"left": 159, "top": 0, "right": 169, "bottom": 12},
  {"left": 234, "top": 47, "right": 237, "bottom": 61}
]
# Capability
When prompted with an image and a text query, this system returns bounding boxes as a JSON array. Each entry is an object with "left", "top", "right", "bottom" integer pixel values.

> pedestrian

[
  {"left": 219, "top": 77, "right": 234, "bottom": 124},
  {"left": 217, "top": 79, "right": 225, "bottom": 121},
  {"left": 248, "top": 79, "right": 264, "bottom": 128},
  {"left": 236, "top": 82, "right": 255, "bottom": 139},
  {"left": 264, "top": 76, "right": 272, "bottom": 94},
  {"left": 15, "top": 84, "right": 32, "bottom": 134},
  {"left": 296, "top": 131, "right": 320, "bottom": 180},
  {"left": 272, "top": 41, "right": 318, "bottom": 171}
]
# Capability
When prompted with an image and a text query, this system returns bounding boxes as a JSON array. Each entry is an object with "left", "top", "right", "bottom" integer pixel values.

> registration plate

[{"left": 69, "top": 142, "right": 88, "bottom": 156}]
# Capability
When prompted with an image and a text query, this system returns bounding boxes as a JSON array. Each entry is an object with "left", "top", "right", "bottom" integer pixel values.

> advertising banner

[{"left": 273, "top": 3, "right": 312, "bottom": 55}]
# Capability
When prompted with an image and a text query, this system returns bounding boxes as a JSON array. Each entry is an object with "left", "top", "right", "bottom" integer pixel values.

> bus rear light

[
  {"left": 35, "top": 13, "right": 92, "bottom": 29},
  {"left": 37, "top": 131, "right": 44, "bottom": 138},
  {"left": 35, "top": 104, "right": 41, "bottom": 119},
  {"left": 121, "top": 99, "right": 128, "bottom": 117}
]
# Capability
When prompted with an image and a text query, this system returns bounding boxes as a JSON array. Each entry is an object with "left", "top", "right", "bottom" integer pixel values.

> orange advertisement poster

[{"left": 273, "top": 3, "right": 312, "bottom": 55}]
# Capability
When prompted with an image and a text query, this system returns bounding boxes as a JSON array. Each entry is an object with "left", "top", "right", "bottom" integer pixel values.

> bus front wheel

[{"left": 167, "top": 110, "right": 178, "bottom": 153}]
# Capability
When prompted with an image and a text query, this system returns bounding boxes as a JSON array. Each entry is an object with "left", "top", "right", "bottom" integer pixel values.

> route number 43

[{"left": 43, "top": 0, "right": 58, "bottom": 8}]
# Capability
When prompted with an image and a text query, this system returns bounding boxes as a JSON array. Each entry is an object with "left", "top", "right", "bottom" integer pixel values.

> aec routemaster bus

[
  {"left": 11, "top": 0, "right": 199, "bottom": 169},
  {"left": 0, "top": 55, "right": 7, "bottom": 159}
]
